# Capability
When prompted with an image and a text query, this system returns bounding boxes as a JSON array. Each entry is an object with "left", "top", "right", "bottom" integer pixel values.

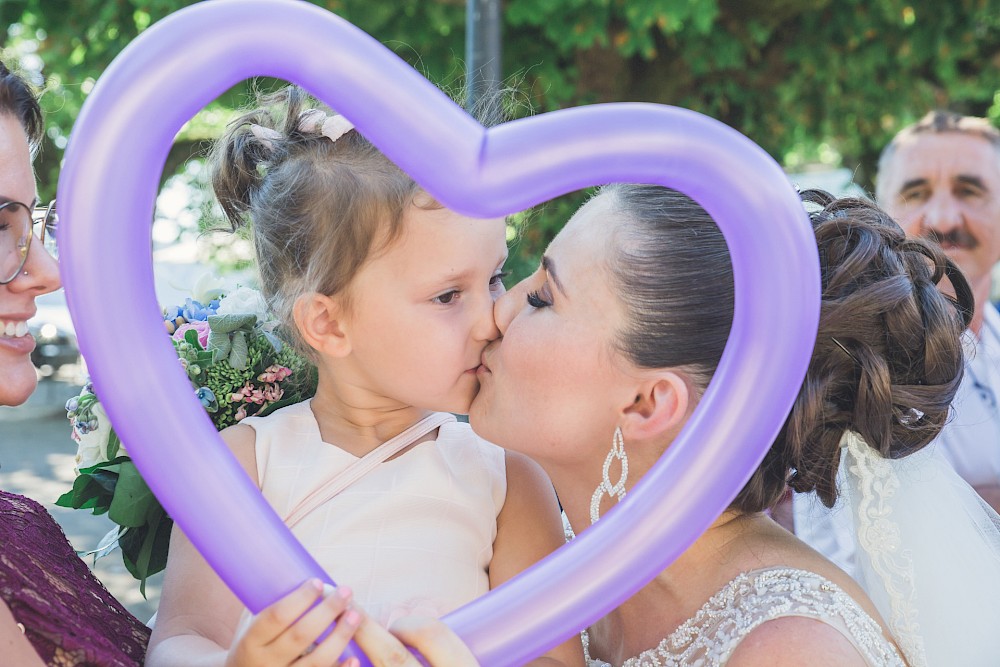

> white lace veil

[{"left": 840, "top": 431, "right": 1000, "bottom": 666}]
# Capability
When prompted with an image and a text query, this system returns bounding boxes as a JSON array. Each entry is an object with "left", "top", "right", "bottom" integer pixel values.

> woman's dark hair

[
  {"left": 603, "top": 183, "right": 735, "bottom": 390},
  {"left": 0, "top": 59, "right": 44, "bottom": 157},
  {"left": 771, "top": 190, "right": 972, "bottom": 510},
  {"left": 605, "top": 185, "right": 973, "bottom": 513}
]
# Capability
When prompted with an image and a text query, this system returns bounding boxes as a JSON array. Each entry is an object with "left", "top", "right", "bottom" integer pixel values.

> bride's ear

[
  {"left": 294, "top": 292, "right": 351, "bottom": 358},
  {"left": 619, "top": 371, "right": 692, "bottom": 443}
]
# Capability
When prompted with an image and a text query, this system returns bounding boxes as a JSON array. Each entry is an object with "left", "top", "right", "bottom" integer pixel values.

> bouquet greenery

[{"left": 57, "top": 282, "right": 317, "bottom": 595}]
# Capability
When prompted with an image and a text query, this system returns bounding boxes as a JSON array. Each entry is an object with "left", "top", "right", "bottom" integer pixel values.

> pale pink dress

[{"left": 239, "top": 400, "right": 507, "bottom": 627}]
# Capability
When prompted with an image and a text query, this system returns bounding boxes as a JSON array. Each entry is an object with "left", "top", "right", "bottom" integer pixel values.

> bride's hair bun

[{"left": 773, "top": 190, "right": 974, "bottom": 508}]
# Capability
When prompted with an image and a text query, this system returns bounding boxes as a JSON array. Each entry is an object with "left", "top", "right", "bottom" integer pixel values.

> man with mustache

[
  {"left": 793, "top": 110, "right": 1000, "bottom": 574},
  {"left": 876, "top": 110, "right": 1000, "bottom": 512}
]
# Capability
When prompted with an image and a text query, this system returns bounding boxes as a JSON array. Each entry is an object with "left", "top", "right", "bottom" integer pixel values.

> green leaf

[
  {"left": 108, "top": 462, "right": 156, "bottom": 528},
  {"left": 229, "top": 331, "right": 249, "bottom": 370},
  {"left": 260, "top": 330, "right": 283, "bottom": 353},
  {"left": 77, "top": 456, "right": 130, "bottom": 476},
  {"left": 208, "top": 330, "right": 231, "bottom": 361},
  {"left": 89, "top": 468, "right": 122, "bottom": 496},
  {"left": 55, "top": 486, "right": 81, "bottom": 508},
  {"left": 184, "top": 328, "right": 201, "bottom": 348},
  {"left": 106, "top": 430, "right": 121, "bottom": 461},
  {"left": 207, "top": 313, "right": 257, "bottom": 332},
  {"left": 119, "top": 506, "right": 172, "bottom": 597},
  {"left": 55, "top": 470, "right": 117, "bottom": 512}
]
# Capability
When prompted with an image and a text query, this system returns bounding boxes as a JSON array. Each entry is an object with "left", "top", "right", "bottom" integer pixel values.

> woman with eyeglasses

[{"left": 0, "top": 59, "right": 150, "bottom": 667}]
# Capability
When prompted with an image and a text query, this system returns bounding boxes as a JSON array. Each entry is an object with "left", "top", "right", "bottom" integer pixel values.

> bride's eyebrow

[{"left": 541, "top": 255, "right": 566, "bottom": 297}]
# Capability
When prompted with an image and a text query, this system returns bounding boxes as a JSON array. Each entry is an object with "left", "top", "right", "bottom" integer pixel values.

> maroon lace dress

[{"left": 0, "top": 491, "right": 149, "bottom": 666}]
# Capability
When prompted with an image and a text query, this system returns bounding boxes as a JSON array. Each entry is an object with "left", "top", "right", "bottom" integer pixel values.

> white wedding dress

[
  {"left": 582, "top": 567, "right": 905, "bottom": 667},
  {"left": 575, "top": 430, "right": 1000, "bottom": 667}
]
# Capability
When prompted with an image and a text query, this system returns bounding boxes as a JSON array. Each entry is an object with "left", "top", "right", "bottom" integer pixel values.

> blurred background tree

[{"left": 4, "top": 0, "right": 1000, "bottom": 279}]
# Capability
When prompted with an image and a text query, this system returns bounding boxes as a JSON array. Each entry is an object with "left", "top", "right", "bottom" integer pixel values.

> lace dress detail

[
  {"left": 583, "top": 567, "right": 904, "bottom": 667},
  {"left": 0, "top": 491, "right": 150, "bottom": 666}
]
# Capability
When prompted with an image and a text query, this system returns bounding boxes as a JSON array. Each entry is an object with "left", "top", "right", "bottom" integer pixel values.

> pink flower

[
  {"left": 234, "top": 405, "right": 248, "bottom": 421},
  {"left": 171, "top": 320, "right": 210, "bottom": 348},
  {"left": 258, "top": 365, "right": 292, "bottom": 383}
]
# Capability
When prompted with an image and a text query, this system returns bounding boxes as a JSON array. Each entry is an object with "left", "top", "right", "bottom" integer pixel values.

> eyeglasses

[{"left": 0, "top": 198, "right": 57, "bottom": 285}]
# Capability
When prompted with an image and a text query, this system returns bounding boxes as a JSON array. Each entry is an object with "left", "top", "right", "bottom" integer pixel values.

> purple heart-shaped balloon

[{"left": 57, "top": 1, "right": 819, "bottom": 664}]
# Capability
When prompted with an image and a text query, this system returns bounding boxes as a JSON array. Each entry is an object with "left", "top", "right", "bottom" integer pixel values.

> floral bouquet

[{"left": 57, "top": 281, "right": 317, "bottom": 595}]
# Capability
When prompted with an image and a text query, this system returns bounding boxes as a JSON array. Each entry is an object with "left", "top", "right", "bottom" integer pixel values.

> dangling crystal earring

[{"left": 590, "top": 426, "right": 629, "bottom": 524}]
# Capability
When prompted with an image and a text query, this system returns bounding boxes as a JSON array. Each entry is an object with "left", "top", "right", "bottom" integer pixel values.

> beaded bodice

[{"left": 584, "top": 567, "right": 905, "bottom": 667}]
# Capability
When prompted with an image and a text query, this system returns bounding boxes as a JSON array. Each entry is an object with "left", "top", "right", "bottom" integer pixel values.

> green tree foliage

[{"left": 4, "top": 0, "right": 1000, "bottom": 278}]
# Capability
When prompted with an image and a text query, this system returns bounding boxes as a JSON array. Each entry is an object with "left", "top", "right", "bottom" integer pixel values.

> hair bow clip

[
  {"left": 297, "top": 108, "right": 355, "bottom": 142},
  {"left": 249, "top": 123, "right": 282, "bottom": 151}
]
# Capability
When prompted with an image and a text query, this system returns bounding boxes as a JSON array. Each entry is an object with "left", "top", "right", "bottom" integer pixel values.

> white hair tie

[
  {"left": 297, "top": 109, "right": 354, "bottom": 142},
  {"left": 249, "top": 123, "right": 282, "bottom": 150}
]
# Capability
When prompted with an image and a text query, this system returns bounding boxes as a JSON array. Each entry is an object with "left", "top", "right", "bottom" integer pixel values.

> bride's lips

[{"left": 477, "top": 350, "right": 492, "bottom": 374}]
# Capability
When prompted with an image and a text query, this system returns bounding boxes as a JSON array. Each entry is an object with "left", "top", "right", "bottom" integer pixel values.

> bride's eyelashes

[{"left": 526, "top": 290, "right": 551, "bottom": 309}]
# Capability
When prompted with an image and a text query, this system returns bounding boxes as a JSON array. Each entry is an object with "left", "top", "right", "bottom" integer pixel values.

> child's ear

[
  {"left": 619, "top": 371, "right": 691, "bottom": 444},
  {"left": 293, "top": 293, "right": 351, "bottom": 358}
]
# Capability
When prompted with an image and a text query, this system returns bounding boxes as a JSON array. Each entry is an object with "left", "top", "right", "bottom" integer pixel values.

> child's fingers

[
  {"left": 390, "top": 617, "right": 478, "bottom": 667},
  {"left": 249, "top": 578, "right": 326, "bottom": 646},
  {"left": 270, "top": 585, "right": 354, "bottom": 661},
  {"left": 352, "top": 614, "right": 425, "bottom": 667},
  {"left": 295, "top": 605, "right": 364, "bottom": 667}
]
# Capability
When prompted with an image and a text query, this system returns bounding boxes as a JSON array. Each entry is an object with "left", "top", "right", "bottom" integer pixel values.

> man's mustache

[{"left": 925, "top": 228, "right": 979, "bottom": 250}]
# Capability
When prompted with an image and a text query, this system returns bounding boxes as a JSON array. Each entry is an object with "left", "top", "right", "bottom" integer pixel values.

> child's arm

[
  {"left": 144, "top": 425, "right": 360, "bottom": 667},
  {"left": 490, "top": 450, "right": 585, "bottom": 667}
]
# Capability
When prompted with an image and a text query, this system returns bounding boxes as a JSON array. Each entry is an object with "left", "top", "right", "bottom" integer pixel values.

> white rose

[
  {"left": 74, "top": 403, "right": 120, "bottom": 473},
  {"left": 192, "top": 272, "right": 227, "bottom": 305},
  {"left": 216, "top": 286, "right": 271, "bottom": 324}
]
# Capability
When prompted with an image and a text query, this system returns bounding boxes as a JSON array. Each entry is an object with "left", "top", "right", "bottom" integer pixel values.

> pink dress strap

[{"left": 283, "top": 412, "right": 457, "bottom": 528}]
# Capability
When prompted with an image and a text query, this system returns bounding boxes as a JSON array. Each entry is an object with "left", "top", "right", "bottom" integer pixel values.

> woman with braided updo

[{"left": 349, "top": 186, "right": 1000, "bottom": 666}]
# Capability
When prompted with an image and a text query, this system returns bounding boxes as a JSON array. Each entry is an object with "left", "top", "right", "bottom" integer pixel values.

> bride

[{"left": 349, "top": 186, "right": 998, "bottom": 666}]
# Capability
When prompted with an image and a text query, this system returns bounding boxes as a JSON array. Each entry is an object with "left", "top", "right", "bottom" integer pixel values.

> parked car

[{"left": 29, "top": 291, "right": 80, "bottom": 377}]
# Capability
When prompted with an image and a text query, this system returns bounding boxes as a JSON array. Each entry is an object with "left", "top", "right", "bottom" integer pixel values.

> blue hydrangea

[
  {"left": 181, "top": 298, "right": 212, "bottom": 321},
  {"left": 163, "top": 305, "right": 184, "bottom": 322},
  {"left": 196, "top": 387, "right": 219, "bottom": 413}
]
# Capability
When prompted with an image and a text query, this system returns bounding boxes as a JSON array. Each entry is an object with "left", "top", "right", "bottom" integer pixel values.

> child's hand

[
  {"left": 225, "top": 579, "right": 362, "bottom": 667},
  {"left": 354, "top": 614, "right": 479, "bottom": 667}
]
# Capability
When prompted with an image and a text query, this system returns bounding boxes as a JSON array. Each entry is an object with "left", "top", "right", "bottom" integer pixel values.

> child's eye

[
  {"left": 434, "top": 290, "right": 460, "bottom": 305},
  {"left": 526, "top": 290, "right": 551, "bottom": 308},
  {"left": 490, "top": 271, "right": 510, "bottom": 288}
]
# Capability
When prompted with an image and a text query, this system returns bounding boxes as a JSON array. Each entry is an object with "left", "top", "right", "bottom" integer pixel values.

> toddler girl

[{"left": 145, "top": 87, "right": 579, "bottom": 667}]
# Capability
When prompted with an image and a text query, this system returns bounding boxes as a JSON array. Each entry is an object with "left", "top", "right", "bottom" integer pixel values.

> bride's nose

[{"left": 493, "top": 287, "right": 519, "bottom": 336}]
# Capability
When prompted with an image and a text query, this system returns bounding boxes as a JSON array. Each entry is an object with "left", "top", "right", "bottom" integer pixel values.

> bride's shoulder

[
  {"left": 727, "top": 615, "right": 870, "bottom": 667},
  {"left": 716, "top": 568, "right": 905, "bottom": 667}
]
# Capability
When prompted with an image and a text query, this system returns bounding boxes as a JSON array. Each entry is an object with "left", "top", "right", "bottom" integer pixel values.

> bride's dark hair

[
  {"left": 604, "top": 185, "right": 973, "bottom": 513},
  {"left": 743, "top": 190, "right": 973, "bottom": 511}
]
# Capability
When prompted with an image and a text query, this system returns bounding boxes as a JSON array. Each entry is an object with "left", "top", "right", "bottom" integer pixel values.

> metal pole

[{"left": 466, "top": 0, "right": 502, "bottom": 124}]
